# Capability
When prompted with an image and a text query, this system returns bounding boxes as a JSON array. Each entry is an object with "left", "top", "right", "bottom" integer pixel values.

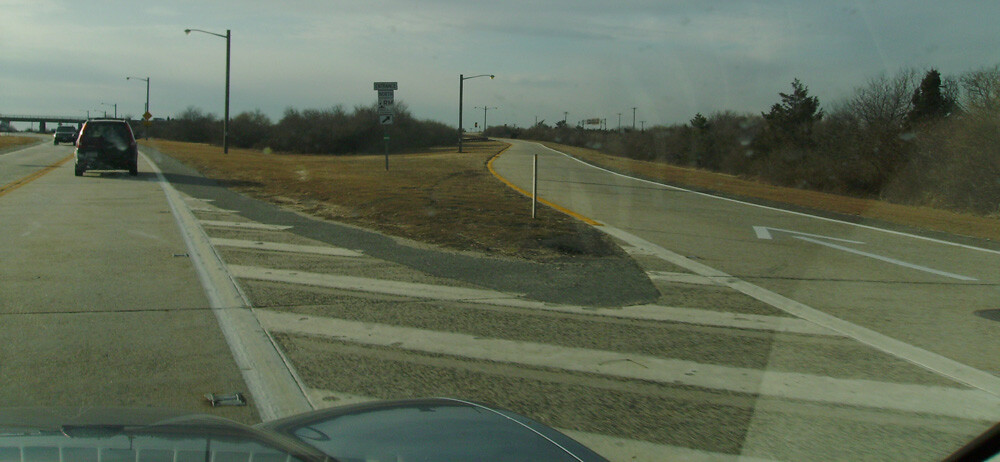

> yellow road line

[
  {"left": 487, "top": 145, "right": 602, "bottom": 226},
  {"left": 0, "top": 154, "right": 74, "bottom": 199}
]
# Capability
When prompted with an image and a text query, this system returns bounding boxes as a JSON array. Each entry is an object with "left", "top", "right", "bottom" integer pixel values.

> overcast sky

[{"left": 2, "top": 0, "right": 998, "bottom": 129}]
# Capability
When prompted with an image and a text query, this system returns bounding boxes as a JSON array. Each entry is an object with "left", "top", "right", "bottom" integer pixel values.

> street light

[
  {"left": 127, "top": 76, "right": 150, "bottom": 139},
  {"left": 185, "top": 28, "right": 231, "bottom": 153},
  {"left": 126, "top": 76, "right": 150, "bottom": 115},
  {"left": 473, "top": 106, "right": 498, "bottom": 132},
  {"left": 101, "top": 102, "right": 117, "bottom": 118},
  {"left": 458, "top": 73, "right": 494, "bottom": 153}
]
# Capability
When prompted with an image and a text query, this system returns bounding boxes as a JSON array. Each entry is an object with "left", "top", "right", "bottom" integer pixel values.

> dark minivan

[{"left": 74, "top": 119, "right": 138, "bottom": 176}]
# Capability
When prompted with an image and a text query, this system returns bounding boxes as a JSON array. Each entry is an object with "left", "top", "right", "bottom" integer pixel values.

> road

[
  {"left": 1, "top": 139, "right": 997, "bottom": 461},
  {"left": 0, "top": 140, "right": 255, "bottom": 423}
]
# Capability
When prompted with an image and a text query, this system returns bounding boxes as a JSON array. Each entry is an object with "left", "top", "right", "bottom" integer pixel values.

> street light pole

[
  {"left": 127, "top": 76, "right": 151, "bottom": 139},
  {"left": 102, "top": 102, "right": 117, "bottom": 118},
  {"left": 185, "top": 28, "right": 231, "bottom": 153},
  {"left": 632, "top": 107, "right": 637, "bottom": 130},
  {"left": 458, "top": 73, "right": 494, "bottom": 153}
]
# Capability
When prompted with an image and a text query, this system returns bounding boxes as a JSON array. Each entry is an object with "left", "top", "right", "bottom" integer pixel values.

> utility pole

[
  {"left": 632, "top": 107, "right": 637, "bottom": 130},
  {"left": 640, "top": 121, "right": 646, "bottom": 131},
  {"left": 617, "top": 113, "right": 622, "bottom": 131},
  {"left": 563, "top": 112, "right": 568, "bottom": 124}
]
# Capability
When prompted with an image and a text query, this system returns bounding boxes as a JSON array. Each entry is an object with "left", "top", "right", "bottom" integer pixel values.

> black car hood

[{"left": 0, "top": 398, "right": 608, "bottom": 462}]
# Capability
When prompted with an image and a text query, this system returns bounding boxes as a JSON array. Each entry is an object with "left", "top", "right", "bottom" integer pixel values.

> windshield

[{"left": 2, "top": 1, "right": 998, "bottom": 461}]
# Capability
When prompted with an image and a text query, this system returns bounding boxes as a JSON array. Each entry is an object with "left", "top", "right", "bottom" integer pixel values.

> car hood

[{"left": 0, "top": 398, "right": 607, "bottom": 462}]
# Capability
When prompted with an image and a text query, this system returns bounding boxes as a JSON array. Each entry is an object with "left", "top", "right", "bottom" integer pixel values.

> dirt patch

[
  {"left": 144, "top": 139, "right": 620, "bottom": 261},
  {"left": 540, "top": 141, "right": 1000, "bottom": 242}
]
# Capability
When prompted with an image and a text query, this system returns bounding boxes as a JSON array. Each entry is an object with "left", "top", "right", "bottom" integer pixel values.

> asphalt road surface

[{"left": 2, "top": 138, "right": 998, "bottom": 461}]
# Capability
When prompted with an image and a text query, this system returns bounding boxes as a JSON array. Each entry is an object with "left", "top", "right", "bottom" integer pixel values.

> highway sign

[
  {"left": 378, "top": 106, "right": 393, "bottom": 116},
  {"left": 374, "top": 82, "right": 398, "bottom": 91},
  {"left": 378, "top": 90, "right": 394, "bottom": 100},
  {"left": 380, "top": 114, "right": 393, "bottom": 125},
  {"left": 143, "top": 112, "right": 153, "bottom": 121}
]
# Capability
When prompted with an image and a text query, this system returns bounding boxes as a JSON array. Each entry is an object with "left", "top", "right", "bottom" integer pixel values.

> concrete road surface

[{"left": 0, "top": 141, "right": 256, "bottom": 423}]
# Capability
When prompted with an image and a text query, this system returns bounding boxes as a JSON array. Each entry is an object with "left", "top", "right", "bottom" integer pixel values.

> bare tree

[
  {"left": 960, "top": 64, "right": 1000, "bottom": 112},
  {"left": 845, "top": 68, "right": 919, "bottom": 128}
]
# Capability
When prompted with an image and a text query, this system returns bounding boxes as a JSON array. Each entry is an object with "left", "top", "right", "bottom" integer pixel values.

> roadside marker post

[
  {"left": 532, "top": 154, "right": 538, "bottom": 219},
  {"left": 374, "top": 82, "right": 397, "bottom": 171}
]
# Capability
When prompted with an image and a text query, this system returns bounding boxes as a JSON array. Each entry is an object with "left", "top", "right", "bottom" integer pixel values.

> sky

[{"left": 2, "top": 0, "right": 999, "bottom": 130}]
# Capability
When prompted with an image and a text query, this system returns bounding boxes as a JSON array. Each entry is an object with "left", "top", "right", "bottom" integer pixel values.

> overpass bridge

[{"left": 0, "top": 114, "right": 87, "bottom": 132}]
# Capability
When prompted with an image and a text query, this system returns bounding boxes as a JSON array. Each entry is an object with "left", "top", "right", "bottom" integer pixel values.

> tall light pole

[
  {"left": 474, "top": 106, "right": 498, "bottom": 132},
  {"left": 458, "top": 73, "right": 494, "bottom": 153},
  {"left": 127, "top": 76, "right": 150, "bottom": 139},
  {"left": 126, "top": 76, "right": 150, "bottom": 115},
  {"left": 617, "top": 112, "right": 622, "bottom": 131},
  {"left": 185, "top": 28, "right": 231, "bottom": 153},
  {"left": 101, "top": 102, "right": 117, "bottom": 118},
  {"left": 632, "top": 107, "right": 637, "bottom": 130}
]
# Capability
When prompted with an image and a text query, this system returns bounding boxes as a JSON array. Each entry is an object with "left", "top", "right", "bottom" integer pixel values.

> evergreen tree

[
  {"left": 907, "top": 69, "right": 956, "bottom": 124},
  {"left": 761, "top": 79, "right": 823, "bottom": 146}
]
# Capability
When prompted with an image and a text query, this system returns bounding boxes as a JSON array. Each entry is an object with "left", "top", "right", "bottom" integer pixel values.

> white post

[{"left": 532, "top": 154, "right": 538, "bottom": 219}]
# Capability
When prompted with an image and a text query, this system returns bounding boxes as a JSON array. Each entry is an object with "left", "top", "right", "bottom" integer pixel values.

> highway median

[{"left": 143, "top": 139, "right": 621, "bottom": 262}]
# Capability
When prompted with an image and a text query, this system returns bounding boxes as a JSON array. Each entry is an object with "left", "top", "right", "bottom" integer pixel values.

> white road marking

[
  {"left": 534, "top": 141, "right": 1000, "bottom": 256},
  {"left": 210, "top": 238, "right": 364, "bottom": 257},
  {"left": 189, "top": 207, "right": 237, "bottom": 213},
  {"left": 646, "top": 270, "right": 720, "bottom": 285},
  {"left": 752, "top": 226, "right": 865, "bottom": 244},
  {"left": 199, "top": 220, "right": 293, "bottom": 231},
  {"left": 256, "top": 309, "right": 1000, "bottom": 421},
  {"left": 229, "top": 265, "right": 836, "bottom": 335},
  {"left": 229, "top": 265, "right": 515, "bottom": 300},
  {"left": 794, "top": 235, "right": 976, "bottom": 281},
  {"left": 142, "top": 151, "right": 312, "bottom": 421},
  {"left": 600, "top": 225, "right": 1000, "bottom": 399},
  {"left": 754, "top": 226, "right": 976, "bottom": 281}
]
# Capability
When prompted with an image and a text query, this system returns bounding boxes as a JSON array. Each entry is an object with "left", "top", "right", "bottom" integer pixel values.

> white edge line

[
  {"left": 141, "top": 150, "right": 313, "bottom": 421},
  {"left": 534, "top": 142, "right": 1000, "bottom": 256}
]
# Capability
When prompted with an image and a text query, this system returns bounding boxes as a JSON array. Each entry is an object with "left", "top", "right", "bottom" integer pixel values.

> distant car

[
  {"left": 74, "top": 119, "right": 138, "bottom": 176},
  {"left": 53, "top": 125, "right": 77, "bottom": 145}
]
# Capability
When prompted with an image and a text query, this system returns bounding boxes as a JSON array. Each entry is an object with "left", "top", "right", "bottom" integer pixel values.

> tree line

[
  {"left": 139, "top": 102, "right": 454, "bottom": 155},
  {"left": 485, "top": 66, "right": 1000, "bottom": 216}
]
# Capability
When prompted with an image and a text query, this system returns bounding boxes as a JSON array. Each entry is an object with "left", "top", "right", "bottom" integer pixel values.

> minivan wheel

[
  {"left": 128, "top": 161, "right": 138, "bottom": 176},
  {"left": 74, "top": 167, "right": 83, "bottom": 176}
]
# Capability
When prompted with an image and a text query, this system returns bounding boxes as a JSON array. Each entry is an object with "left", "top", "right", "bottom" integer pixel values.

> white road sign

[
  {"left": 374, "top": 82, "right": 398, "bottom": 91},
  {"left": 380, "top": 114, "right": 393, "bottom": 125}
]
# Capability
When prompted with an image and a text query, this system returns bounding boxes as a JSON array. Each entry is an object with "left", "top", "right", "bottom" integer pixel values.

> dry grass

[
  {"left": 541, "top": 141, "right": 1000, "bottom": 242},
  {"left": 145, "top": 139, "right": 615, "bottom": 260},
  {"left": 0, "top": 135, "right": 39, "bottom": 151}
]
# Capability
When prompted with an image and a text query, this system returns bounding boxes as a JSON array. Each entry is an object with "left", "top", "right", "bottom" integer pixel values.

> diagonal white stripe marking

[
  {"left": 210, "top": 238, "right": 364, "bottom": 257},
  {"left": 599, "top": 225, "right": 1000, "bottom": 399},
  {"left": 199, "top": 220, "right": 292, "bottom": 231},
  {"left": 794, "top": 236, "right": 977, "bottom": 281},
  {"left": 230, "top": 266, "right": 835, "bottom": 335},
  {"left": 229, "top": 265, "right": 515, "bottom": 300},
  {"left": 256, "top": 309, "right": 1000, "bottom": 421},
  {"left": 647, "top": 271, "right": 720, "bottom": 285}
]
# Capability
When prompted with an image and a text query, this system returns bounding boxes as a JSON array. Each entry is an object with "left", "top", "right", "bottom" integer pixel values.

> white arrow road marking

[
  {"left": 753, "top": 226, "right": 864, "bottom": 244},
  {"left": 753, "top": 226, "right": 976, "bottom": 281}
]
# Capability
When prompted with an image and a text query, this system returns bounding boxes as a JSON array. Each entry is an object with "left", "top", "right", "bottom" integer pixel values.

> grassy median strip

[
  {"left": 540, "top": 141, "right": 1000, "bottom": 242},
  {"left": 0, "top": 135, "right": 40, "bottom": 152},
  {"left": 145, "top": 139, "right": 618, "bottom": 261}
]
